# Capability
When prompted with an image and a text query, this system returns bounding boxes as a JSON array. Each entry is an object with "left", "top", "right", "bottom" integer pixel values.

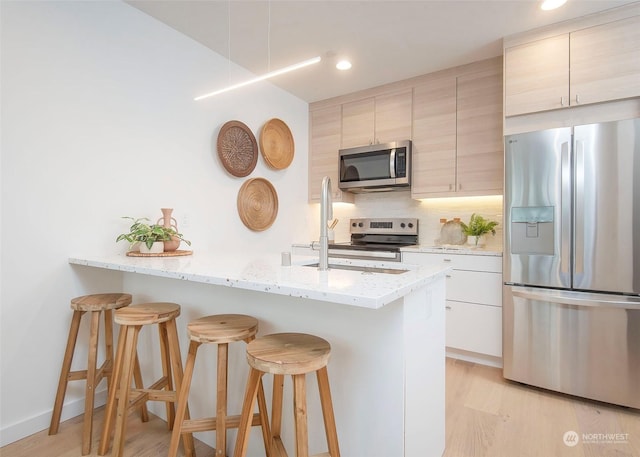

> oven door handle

[{"left": 327, "top": 248, "right": 401, "bottom": 262}]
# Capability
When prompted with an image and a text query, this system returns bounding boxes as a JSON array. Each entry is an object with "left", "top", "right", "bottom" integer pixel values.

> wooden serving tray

[{"left": 126, "top": 250, "right": 193, "bottom": 257}]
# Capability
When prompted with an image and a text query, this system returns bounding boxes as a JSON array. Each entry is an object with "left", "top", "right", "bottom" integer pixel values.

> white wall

[{"left": 0, "top": 0, "right": 311, "bottom": 445}]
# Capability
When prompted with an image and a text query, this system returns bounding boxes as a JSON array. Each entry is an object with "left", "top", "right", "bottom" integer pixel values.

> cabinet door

[
  {"left": 570, "top": 16, "right": 640, "bottom": 106},
  {"left": 504, "top": 34, "right": 569, "bottom": 116},
  {"left": 411, "top": 77, "right": 457, "bottom": 197},
  {"left": 446, "top": 301, "right": 502, "bottom": 357},
  {"left": 341, "top": 98, "right": 374, "bottom": 148},
  {"left": 374, "top": 89, "right": 413, "bottom": 144},
  {"left": 456, "top": 67, "right": 504, "bottom": 195},
  {"left": 309, "top": 105, "right": 352, "bottom": 202},
  {"left": 446, "top": 269, "right": 502, "bottom": 306}
]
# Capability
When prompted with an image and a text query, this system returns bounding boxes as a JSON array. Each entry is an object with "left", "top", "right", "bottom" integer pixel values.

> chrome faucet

[{"left": 319, "top": 176, "right": 333, "bottom": 271}]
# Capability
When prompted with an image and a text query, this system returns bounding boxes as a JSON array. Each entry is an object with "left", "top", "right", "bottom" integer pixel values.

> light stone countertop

[{"left": 69, "top": 252, "right": 449, "bottom": 310}]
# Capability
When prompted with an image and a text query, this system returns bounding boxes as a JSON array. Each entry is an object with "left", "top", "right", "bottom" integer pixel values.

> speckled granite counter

[{"left": 69, "top": 252, "right": 449, "bottom": 309}]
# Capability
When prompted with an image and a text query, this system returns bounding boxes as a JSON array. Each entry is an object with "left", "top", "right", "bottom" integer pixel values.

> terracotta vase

[{"left": 157, "top": 208, "right": 181, "bottom": 252}]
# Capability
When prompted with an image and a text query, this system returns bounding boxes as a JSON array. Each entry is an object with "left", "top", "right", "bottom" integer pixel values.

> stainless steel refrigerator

[{"left": 503, "top": 118, "right": 640, "bottom": 409}]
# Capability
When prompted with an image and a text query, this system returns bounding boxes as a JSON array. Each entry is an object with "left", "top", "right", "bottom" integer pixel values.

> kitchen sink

[{"left": 302, "top": 263, "right": 409, "bottom": 275}]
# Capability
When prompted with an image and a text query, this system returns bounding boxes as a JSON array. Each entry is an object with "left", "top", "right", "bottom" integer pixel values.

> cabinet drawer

[
  {"left": 446, "top": 269, "right": 502, "bottom": 306},
  {"left": 446, "top": 300, "right": 502, "bottom": 357},
  {"left": 404, "top": 252, "right": 502, "bottom": 273}
]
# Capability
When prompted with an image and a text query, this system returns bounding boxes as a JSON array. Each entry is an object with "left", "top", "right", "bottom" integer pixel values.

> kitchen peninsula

[{"left": 69, "top": 252, "right": 448, "bottom": 457}]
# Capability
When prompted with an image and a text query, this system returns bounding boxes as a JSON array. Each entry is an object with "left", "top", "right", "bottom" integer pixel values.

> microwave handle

[{"left": 389, "top": 148, "right": 396, "bottom": 178}]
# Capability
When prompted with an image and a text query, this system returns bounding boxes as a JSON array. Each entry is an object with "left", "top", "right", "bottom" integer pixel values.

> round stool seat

[
  {"left": 246, "top": 332, "right": 331, "bottom": 376},
  {"left": 187, "top": 314, "right": 258, "bottom": 344},
  {"left": 71, "top": 293, "right": 132, "bottom": 312},
  {"left": 114, "top": 302, "right": 180, "bottom": 326}
]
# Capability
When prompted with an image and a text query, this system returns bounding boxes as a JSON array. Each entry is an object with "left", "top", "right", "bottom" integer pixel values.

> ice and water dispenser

[{"left": 510, "top": 206, "right": 555, "bottom": 255}]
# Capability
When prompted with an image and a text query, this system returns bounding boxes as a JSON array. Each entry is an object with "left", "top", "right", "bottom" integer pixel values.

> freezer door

[
  {"left": 504, "top": 127, "right": 572, "bottom": 288},
  {"left": 574, "top": 119, "right": 640, "bottom": 294},
  {"left": 503, "top": 285, "right": 640, "bottom": 408}
]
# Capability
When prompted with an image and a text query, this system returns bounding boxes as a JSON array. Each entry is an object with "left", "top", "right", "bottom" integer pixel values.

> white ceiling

[{"left": 126, "top": 0, "right": 632, "bottom": 103}]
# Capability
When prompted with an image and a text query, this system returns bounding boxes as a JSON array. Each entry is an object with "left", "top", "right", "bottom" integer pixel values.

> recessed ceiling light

[
  {"left": 336, "top": 60, "right": 352, "bottom": 71},
  {"left": 541, "top": 0, "right": 567, "bottom": 10}
]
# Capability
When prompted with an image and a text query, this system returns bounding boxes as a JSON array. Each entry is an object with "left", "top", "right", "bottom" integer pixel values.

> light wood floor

[
  {"left": 2, "top": 358, "right": 639, "bottom": 456},
  {"left": 444, "top": 358, "right": 640, "bottom": 457}
]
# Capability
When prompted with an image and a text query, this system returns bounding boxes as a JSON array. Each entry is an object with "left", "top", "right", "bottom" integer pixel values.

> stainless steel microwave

[{"left": 338, "top": 140, "right": 411, "bottom": 192}]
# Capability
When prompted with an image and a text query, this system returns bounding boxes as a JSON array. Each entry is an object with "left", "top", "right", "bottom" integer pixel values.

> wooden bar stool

[
  {"left": 168, "top": 314, "right": 272, "bottom": 457},
  {"left": 49, "top": 293, "right": 147, "bottom": 455},
  {"left": 98, "top": 302, "right": 195, "bottom": 457},
  {"left": 234, "top": 333, "right": 340, "bottom": 457}
]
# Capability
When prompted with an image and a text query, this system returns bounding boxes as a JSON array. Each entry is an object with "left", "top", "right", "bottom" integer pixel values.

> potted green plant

[
  {"left": 460, "top": 213, "right": 498, "bottom": 247},
  {"left": 116, "top": 217, "right": 191, "bottom": 254}
]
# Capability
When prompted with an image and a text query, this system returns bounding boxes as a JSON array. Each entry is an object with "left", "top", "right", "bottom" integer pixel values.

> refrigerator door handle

[
  {"left": 511, "top": 287, "right": 640, "bottom": 310},
  {"left": 561, "top": 141, "right": 571, "bottom": 275},
  {"left": 574, "top": 140, "right": 585, "bottom": 275}
]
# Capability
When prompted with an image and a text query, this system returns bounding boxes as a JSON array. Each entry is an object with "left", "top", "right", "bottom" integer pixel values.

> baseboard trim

[
  {"left": 446, "top": 347, "right": 503, "bottom": 368},
  {"left": 0, "top": 389, "right": 107, "bottom": 447}
]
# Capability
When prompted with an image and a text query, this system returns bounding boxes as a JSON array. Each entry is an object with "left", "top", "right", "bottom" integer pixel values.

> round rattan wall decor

[
  {"left": 260, "top": 118, "right": 294, "bottom": 169},
  {"left": 217, "top": 120, "right": 258, "bottom": 177},
  {"left": 237, "top": 177, "right": 278, "bottom": 231}
]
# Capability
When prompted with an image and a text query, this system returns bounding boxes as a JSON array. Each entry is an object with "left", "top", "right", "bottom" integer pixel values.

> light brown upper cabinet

[
  {"left": 411, "top": 59, "right": 503, "bottom": 199},
  {"left": 308, "top": 57, "right": 503, "bottom": 202},
  {"left": 308, "top": 105, "right": 354, "bottom": 203},
  {"left": 456, "top": 67, "right": 504, "bottom": 195},
  {"left": 411, "top": 77, "right": 457, "bottom": 195},
  {"left": 505, "top": 15, "right": 640, "bottom": 117},
  {"left": 570, "top": 16, "right": 640, "bottom": 107},
  {"left": 341, "top": 90, "right": 412, "bottom": 148}
]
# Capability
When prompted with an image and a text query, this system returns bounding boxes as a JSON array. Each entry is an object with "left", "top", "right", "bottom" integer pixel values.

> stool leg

[
  {"left": 81, "top": 310, "right": 101, "bottom": 455},
  {"left": 49, "top": 310, "right": 84, "bottom": 435},
  {"left": 166, "top": 318, "right": 195, "bottom": 457},
  {"left": 317, "top": 367, "right": 340, "bottom": 457},
  {"left": 216, "top": 342, "right": 228, "bottom": 457},
  {"left": 99, "top": 325, "right": 127, "bottom": 456},
  {"left": 132, "top": 351, "right": 150, "bottom": 422},
  {"left": 112, "top": 325, "right": 141, "bottom": 457},
  {"left": 233, "top": 367, "right": 262, "bottom": 457},
  {"left": 103, "top": 309, "right": 114, "bottom": 387},
  {"left": 158, "top": 322, "right": 175, "bottom": 430},
  {"left": 245, "top": 335, "right": 273, "bottom": 457},
  {"left": 256, "top": 378, "right": 273, "bottom": 457},
  {"left": 293, "top": 374, "right": 309, "bottom": 457},
  {"left": 270, "top": 374, "right": 285, "bottom": 455},
  {"left": 168, "top": 340, "right": 200, "bottom": 457}
]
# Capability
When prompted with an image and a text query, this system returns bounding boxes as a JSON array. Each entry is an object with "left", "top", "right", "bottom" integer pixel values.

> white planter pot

[
  {"left": 467, "top": 235, "right": 486, "bottom": 247},
  {"left": 139, "top": 241, "right": 164, "bottom": 254}
]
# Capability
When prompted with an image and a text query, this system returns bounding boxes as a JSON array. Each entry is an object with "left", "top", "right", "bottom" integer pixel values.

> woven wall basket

[
  {"left": 217, "top": 120, "right": 258, "bottom": 177},
  {"left": 237, "top": 177, "right": 278, "bottom": 231},
  {"left": 260, "top": 118, "right": 294, "bottom": 169}
]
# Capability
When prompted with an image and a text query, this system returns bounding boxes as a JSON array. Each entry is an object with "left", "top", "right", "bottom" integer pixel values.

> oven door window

[{"left": 340, "top": 149, "right": 392, "bottom": 182}]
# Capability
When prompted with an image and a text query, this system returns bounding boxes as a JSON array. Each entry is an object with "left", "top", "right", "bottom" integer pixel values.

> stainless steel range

[{"left": 328, "top": 218, "right": 418, "bottom": 262}]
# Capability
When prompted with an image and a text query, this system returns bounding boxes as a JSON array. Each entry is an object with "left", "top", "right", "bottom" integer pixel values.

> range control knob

[
  {"left": 408, "top": 223, "right": 414, "bottom": 228},
  {"left": 352, "top": 222, "right": 357, "bottom": 227},
  {"left": 358, "top": 222, "right": 364, "bottom": 227},
  {"left": 400, "top": 223, "right": 406, "bottom": 228}
]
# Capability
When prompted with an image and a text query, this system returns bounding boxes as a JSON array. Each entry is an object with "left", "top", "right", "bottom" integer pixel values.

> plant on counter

[
  {"left": 460, "top": 213, "right": 499, "bottom": 246},
  {"left": 116, "top": 217, "right": 191, "bottom": 250}
]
